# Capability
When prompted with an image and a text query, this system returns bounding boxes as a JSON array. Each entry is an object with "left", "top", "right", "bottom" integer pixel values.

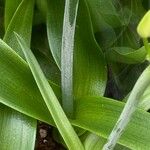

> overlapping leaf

[
  {"left": 16, "top": 33, "right": 84, "bottom": 150},
  {"left": 106, "top": 46, "right": 146, "bottom": 64},
  {"left": 0, "top": 39, "right": 57, "bottom": 125},
  {"left": 0, "top": 36, "right": 150, "bottom": 149},
  {"left": 47, "top": 0, "right": 107, "bottom": 99},
  {"left": 0, "top": 1, "right": 37, "bottom": 149},
  {"left": 3, "top": 0, "right": 34, "bottom": 58},
  {"left": 0, "top": 0, "right": 149, "bottom": 149}
]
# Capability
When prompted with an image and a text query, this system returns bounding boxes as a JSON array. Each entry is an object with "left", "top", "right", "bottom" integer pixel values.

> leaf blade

[
  {"left": 0, "top": 104, "right": 36, "bottom": 150},
  {"left": 15, "top": 33, "right": 84, "bottom": 150},
  {"left": 3, "top": 0, "right": 35, "bottom": 58},
  {"left": 46, "top": 0, "right": 107, "bottom": 99},
  {"left": 4, "top": 0, "right": 22, "bottom": 30},
  {"left": 61, "top": 0, "right": 79, "bottom": 117}
]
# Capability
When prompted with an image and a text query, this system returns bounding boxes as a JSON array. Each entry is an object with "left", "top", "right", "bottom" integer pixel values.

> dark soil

[{"left": 35, "top": 122, "right": 65, "bottom": 150}]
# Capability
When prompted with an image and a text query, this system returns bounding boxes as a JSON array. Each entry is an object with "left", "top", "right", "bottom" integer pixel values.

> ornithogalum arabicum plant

[{"left": 0, "top": 0, "right": 150, "bottom": 150}]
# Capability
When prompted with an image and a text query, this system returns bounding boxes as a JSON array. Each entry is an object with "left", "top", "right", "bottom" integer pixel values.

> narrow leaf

[
  {"left": 139, "top": 84, "right": 150, "bottom": 110},
  {"left": 103, "top": 66, "right": 150, "bottom": 149},
  {"left": 4, "top": 0, "right": 22, "bottom": 30},
  {"left": 61, "top": 0, "right": 79, "bottom": 117},
  {"left": 46, "top": 0, "right": 107, "bottom": 99},
  {"left": 3, "top": 0, "right": 35, "bottom": 58},
  {"left": 83, "top": 133, "right": 129, "bottom": 150},
  {"left": 0, "top": 43, "right": 150, "bottom": 150},
  {"left": 0, "top": 39, "right": 58, "bottom": 125},
  {"left": 15, "top": 33, "right": 84, "bottom": 150}
]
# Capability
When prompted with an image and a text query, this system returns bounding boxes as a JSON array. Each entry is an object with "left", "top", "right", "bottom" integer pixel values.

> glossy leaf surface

[
  {"left": 47, "top": 0, "right": 107, "bottom": 99},
  {"left": 16, "top": 33, "right": 84, "bottom": 150}
]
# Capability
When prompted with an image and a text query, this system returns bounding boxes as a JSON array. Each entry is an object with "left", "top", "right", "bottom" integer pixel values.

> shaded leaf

[
  {"left": 3, "top": 0, "right": 35, "bottom": 58},
  {"left": 31, "top": 24, "right": 61, "bottom": 85},
  {"left": 4, "top": 0, "right": 22, "bottom": 30},
  {"left": 15, "top": 33, "right": 84, "bottom": 150},
  {"left": 103, "top": 66, "right": 150, "bottom": 149},
  {"left": 106, "top": 46, "right": 146, "bottom": 64}
]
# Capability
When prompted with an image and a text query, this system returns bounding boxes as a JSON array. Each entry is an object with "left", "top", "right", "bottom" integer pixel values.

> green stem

[
  {"left": 102, "top": 65, "right": 150, "bottom": 150},
  {"left": 143, "top": 38, "right": 150, "bottom": 60}
]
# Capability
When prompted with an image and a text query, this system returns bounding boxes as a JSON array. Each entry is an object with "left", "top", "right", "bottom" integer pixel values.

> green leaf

[
  {"left": 15, "top": 33, "right": 84, "bottom": 150},
  {"left": 35, "top": 0, "right": 47, "bottom": 21},
  {"left": 103, "top": 66, "right": 150, "bottom": 149},
  {"left": 3, "top": 0, "right": 35, "bottom": 58},
  {"left": 84, "top": 133, "right": 106, "bottom": 150},
  {"left": 0, "top": 39, "right": 56, "bottom": 125},
  {"left": 0, "top": 104, "right": 36, "bottom": 150},
  {"left": 0, "top": 1, "right": 4, "bottom": 38},
  {"left": 83, "top": 133, "right": 130, "bottom": 150},
  {"left": 106, "top": 46, "right": 146, "bottom": 64},
  {"left": 86, "top": 0, "right": 121, "bottom": 30},
  {"left": 73, "top": 96, "right": 150, "bottom": 150},
  {"left": 2, "top": 1, "right": 37, "bottom": 149},
  {"left": 31, "top": 24, "right": 61, "bottom": 85},
  {"left": 115, "top": 27, "right": 141, "bottom": 49},
  {"left": 139, "top": 84, "right": 150, "bottom": 111},
  {"left": 106, "top": 62, "right": 147, "bottom": 99},
  {"left": 0, "top": 40, "right": 150, "bottom": 149},
  {"left": 47, "top": 0, "right": 107, "bottom": 98},
  {"left": 61, "top": 0, "right": 79, "bottom": 116},
  {"left": 4, "top": 0, "right": 22, "bottom": 30}
]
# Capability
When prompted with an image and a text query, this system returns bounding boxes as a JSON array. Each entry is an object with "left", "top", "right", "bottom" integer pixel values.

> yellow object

[{"left": 137, "top": 10, "right": 150, "bottom": 38}]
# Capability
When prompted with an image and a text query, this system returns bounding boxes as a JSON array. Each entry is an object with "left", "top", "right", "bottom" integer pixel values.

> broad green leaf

[
  {"left": 47, "top": 0, "right": 107, "bottom": 98},
  {"left": 73, "top": 96, "right": 150, "bottom": 150},
  {"left": 3, "top": 0, "right": 35, "bottom": 58},
  {"left": 0, "top": 104, "right": 36, "bottom": 150},
  {"left": 106, "top": 46, "right": 146, "bottom": 64},
  {"left": 0, "top": 39, "right": 57, "bottom": 125},
  {"left": 0, "top": 40, "right": 150, "bottom": 149},
  {"left": 4, "top": 0, "right": 22, "bottom": 30},
  {"left": 15, "top": 33, "right": 84, "bottom": 150},
  {"left": 61, "top": 0, "right": 79, "bottom": 116}
]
